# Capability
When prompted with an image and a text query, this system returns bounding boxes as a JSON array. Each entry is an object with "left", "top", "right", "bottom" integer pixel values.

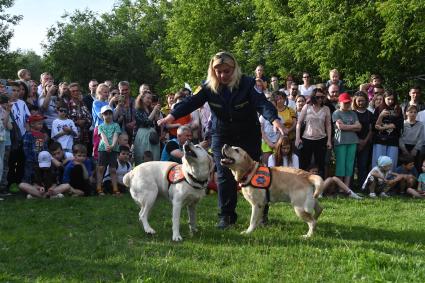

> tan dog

[
  {"left": 123, "top": 142, "right": 214, "bottom": 241},
  {"left": 220, "top": 144, "right": 324, "bottom": 237}
]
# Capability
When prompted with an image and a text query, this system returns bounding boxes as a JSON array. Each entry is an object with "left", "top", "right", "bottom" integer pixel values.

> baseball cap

[
  {"left": 28, "top": 114, "right": 46, "bottom": 124},
  {"left": 100, "top": 105, "right": 113, "bottom": 114},
  {"left": 338, "top": 92, "right": 352, "bottom": 103},
  {"left": 38, "top": 151, "right": 52, "bottom": 168}
]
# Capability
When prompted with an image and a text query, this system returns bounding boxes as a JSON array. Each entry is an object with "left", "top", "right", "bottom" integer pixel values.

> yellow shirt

[{"left": 278, "top": 107, "right": 296, "bottom": 139}]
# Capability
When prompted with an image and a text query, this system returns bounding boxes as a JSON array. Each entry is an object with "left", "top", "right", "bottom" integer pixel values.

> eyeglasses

[
  {"left": 315, "top": 96, "right": 325, "bottom": 99},
  {"left": 303, "top": 76, "right": 310, "bottom": 78},
  {"left": 91, "top": 84, "right": 98, "bottom": 88},
  {"left": 58, "top": 109, "right": 67, "bottom": 112}
]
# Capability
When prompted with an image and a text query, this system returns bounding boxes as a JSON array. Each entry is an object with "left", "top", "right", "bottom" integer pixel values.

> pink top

[{"left": 303, "top": 105, "right": 330, "bottom": 140}]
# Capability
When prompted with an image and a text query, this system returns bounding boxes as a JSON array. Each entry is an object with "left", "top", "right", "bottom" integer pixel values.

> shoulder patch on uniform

[
  {"left": 193, "top": 86, "right": 202, "bottom": 95},
  {"left": 254, "top": 85, "right": 263, "bottom": 94}
]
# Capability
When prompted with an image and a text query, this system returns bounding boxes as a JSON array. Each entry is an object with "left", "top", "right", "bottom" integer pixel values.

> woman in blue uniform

[{"left": 158, "top": 51, "right": 284, "bottom": 229}]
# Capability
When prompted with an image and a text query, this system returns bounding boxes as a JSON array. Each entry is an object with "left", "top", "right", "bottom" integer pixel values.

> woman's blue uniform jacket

[{"left": 171, "top": 75, "right": 278, "bottom": 138}]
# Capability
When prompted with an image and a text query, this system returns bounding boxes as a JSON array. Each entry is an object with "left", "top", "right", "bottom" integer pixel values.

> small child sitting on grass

[
  {"left": 407, "top": 159, "right": 425, "bottom": 198},
  {"left": 362, "top": 156, "right": 406, "bottom": 198},
  {"left": 102, "top": 145, "right": 132, "bottom": 194},
  {"left": 62, "top": 144, "right": 95, "bottom": 196},
  {"left": 19, "top": 151, "right": 71, "bottom": 199},
  {"left": 393, "top": 154, "right": 418, "bottom": 195}
]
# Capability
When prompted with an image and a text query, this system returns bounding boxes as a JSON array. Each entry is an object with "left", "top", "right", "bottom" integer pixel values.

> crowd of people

[{"left": 0, "top": 61, "right": 425, "bottom": 211}]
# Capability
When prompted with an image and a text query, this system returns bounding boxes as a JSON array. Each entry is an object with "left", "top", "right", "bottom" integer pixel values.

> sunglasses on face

[
  {"left": 303, "top": 76, "right": 310, "bottom": 78},
  {"left": 316, "top": 96, "right": 325, "bottom": 99},
  {"left": 58, "top": 108, "right": 67, "bottom": 112}
]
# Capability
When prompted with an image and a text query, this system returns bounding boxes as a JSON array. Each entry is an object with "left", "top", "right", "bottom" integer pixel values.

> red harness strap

[{"left": 167, "top": 164, "right": 186, "bottom": 184}]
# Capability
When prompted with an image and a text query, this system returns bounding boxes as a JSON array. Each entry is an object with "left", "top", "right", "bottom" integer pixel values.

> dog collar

[
  {"left": 187, "top": 172, "right": 209, "bottom": 189},
  {"left": 238, "top": 162, "right": 259, "bottom": 187}
]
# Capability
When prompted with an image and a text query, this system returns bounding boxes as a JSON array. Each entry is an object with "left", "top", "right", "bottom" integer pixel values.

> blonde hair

[
  {"left": 206, "top": 51, "right": 242, "bottom": 94},
  {"left": 17, "top": 69, "right": 30, "bottom": 80},
  {"left": 96, "top": 83, "right": 109, "bottom": 100},
  {"left": 329, "top": 69, "right": 340, "bottom": 77}
]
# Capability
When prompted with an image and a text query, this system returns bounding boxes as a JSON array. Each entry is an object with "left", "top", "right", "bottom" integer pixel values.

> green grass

[{"left": 1, "top": 193, "right": 425, "bottom": 282}]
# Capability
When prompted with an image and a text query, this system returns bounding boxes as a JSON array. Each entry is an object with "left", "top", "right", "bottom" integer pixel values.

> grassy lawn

[{"left": 1, "top": 193, "right": 425, "bottom": 282}]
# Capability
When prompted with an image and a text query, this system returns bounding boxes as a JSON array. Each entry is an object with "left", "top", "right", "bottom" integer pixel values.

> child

[
  {"left": 0, "top": 94, "right": 12, "bottom": 195},
  {"left": 393, "top": 155, "right": 418, "bottom": 194},
  {"left": 362, "top": 156, "right": 405, "bottom": 198},
  {"left": 332, "top": 93, "right": 361, "bottom": 187},
  {"left": 62, "top": 144, "right": 95, "bottom": 196},
  {"left": 325, "top": 69, "right": 345, "bottom": 93},
  {"left": 49, "top": 141, "right": 73, "bottom": 183},
  {"left": 19, "top": 151, "right": 71, "bottom": 199},
  {"left": 51, "top": 103, "right": 78, "bottom": 152},
  {"left": 17, "top": 69, "right": 31, "bottom": 82},
  {"left": 308, "top": 164, "right": 362, "bottom": 199},
  {"left": 268, "top": 136, "right": 299, "bottom": 168},
  {"left": 97, "top": 105, "right": 121, "bottom": 195},
  {"left": 102, "top": 145, "right": 132, "bottom": 193},
  {"left": 92, "top": 83, "right": 110, "bottom": 160},
  {"left": 22, "top": 114, "right": 48, "bottom": 187},
  {"left": 408, "top": 160, "right": 425, "bottom": 198},
  {"left": 399, "top": 105, "right": 424, "bottom": 170}
]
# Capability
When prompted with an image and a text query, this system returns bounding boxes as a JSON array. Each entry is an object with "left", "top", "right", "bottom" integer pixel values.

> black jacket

[{"left": 171, "top": 75, "right": 278, "bottom": 137}]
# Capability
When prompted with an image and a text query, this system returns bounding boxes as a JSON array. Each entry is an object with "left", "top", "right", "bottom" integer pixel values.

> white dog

[{"left": 123, "top": 142, "right": 214, "bottom": 241}]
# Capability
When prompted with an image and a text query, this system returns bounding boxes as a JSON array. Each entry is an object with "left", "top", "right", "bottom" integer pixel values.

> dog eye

[{"left": 235, "top": 148, "right": 239, "bottom": 153}]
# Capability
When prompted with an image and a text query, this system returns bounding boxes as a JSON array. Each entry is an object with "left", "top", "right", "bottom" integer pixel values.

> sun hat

[{"left": 377, "top": 156, "right": 392, "bottom": 167}]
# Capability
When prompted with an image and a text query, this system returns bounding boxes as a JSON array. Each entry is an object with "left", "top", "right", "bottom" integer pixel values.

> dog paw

[
  {"left": 144, "top": 228, "right": 156, "bottom": 235},
  {"left": 241, "top": 229, "right": 252, "bottom": 235},
  {"left": 301, "top": 234, "right": 312, "bottom": 239},
  {"left": 172, "top": 235, "right": 183, "bottom": 242},
  {"left": 189, "top": 227, "right": 198, "bottom": 234}
]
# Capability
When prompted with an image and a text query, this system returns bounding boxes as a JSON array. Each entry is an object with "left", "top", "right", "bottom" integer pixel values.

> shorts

[{"left": 97, "top": 151, "right": 118, "bottom": 168}]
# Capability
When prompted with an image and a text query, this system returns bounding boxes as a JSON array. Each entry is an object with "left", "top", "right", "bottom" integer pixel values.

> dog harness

[
  {"left": 239, "top": 164, "right": 272, "bottom": 202},
  {"left": 167, "top": 164, "right": 208, "bottom": 190}
]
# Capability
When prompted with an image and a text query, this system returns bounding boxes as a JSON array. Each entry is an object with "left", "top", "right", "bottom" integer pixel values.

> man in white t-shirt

[{"left": 102, "top": 145, "right": 132, "bottom": 193}]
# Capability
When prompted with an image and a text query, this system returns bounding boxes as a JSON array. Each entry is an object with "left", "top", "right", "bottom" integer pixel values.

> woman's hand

[
  {"left": 272, "top": 119, "right": 284, "bottom": 136},
  {"left": 326, "top": 140, "right": 332, "bottom": 149},
  {"left": 295, "top": 138, "right": 302, "bottom": 148},
  {"left": 157, "top": 114, "right": 175, "bottom": 127}
]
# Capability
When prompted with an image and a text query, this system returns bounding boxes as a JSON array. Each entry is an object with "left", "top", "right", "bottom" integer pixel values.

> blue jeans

[
  {"left": 211, "top": 132, "right": 261, "bottom": 219},
  {"left": 372, "top": 144, "right": 398, "bottom": 171}
]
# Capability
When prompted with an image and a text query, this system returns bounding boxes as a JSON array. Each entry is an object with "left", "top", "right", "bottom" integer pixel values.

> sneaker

[
  {"left": 50, "top": 193, "right": 64, "bottom": 199},
  {"left": 369, "top": 192, "right": 376, "bottom": 198},
  {"left": 349, "top": 191, "right": 363, "bottom": 200},
  {"left": 26, "top": 194, "right": 34, "bottom": 199},
  {"left": 380, "top": 192, "right": 390, "bottom": 198}
]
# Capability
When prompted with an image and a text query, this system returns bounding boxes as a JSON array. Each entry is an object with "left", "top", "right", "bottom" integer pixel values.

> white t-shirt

[
  {"left": 298, "top": 85, "right": 316, "bottom": 99},
  {"left": 51, "top": 118, "right": 78, "bottom": 151},
  {"left": 11, "top": 99, "right": 30, "bottom": 136},
  {"left": 103, "top": 160, "right": 132, "bottom": 185},
  {"left": 268, "top": 153, "right": 299, "bottom": 168},
  {"left": 260, "top": 115, "right": 283, "bottom": 144},
  {"left": 416, "top": 110, "right": 425, "bottom": 134}
]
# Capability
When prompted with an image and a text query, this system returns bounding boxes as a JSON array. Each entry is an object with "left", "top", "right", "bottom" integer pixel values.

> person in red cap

[
  {"left": 332, "top": 93, "right": 361, "bottom": 188},
  {"left": 21, "top": 114, "right": 48, "bottom": 186}
]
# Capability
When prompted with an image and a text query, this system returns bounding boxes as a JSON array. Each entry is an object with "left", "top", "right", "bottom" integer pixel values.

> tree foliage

[{"left": 33, "top": 0, "right": 425, "bottom": 94}]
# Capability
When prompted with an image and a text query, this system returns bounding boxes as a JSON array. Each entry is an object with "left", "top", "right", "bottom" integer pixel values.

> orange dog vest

[
  {"left": 240, "top": 166, "right": 272, "bottom": 189},
  {"left": 167, "top": 164, "right": 185, "bottom": 184}
]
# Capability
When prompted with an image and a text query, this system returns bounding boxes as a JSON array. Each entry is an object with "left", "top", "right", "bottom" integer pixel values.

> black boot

[{"left": 216, "top": 215, "right": 237, "bottom": 229}]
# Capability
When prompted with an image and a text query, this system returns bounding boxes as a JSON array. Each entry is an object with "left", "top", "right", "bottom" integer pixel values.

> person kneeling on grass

[
  {"left": 308, "top": 164, "right": 362, "bottom": 199},
  {"left": 62, "top": 144, "right": 95, "bottom": 196},
  {"left": 407, "top": 159, "right": 425, "bottom": 198},
  {"left": 362, "top": 156, "right": 407, "bottom": 198},
  {"left": 19, "top": 151, "right": 72, "bottom": 199},
  {"left": 102, "top": 145, "right": 132, "bottom": 194}
]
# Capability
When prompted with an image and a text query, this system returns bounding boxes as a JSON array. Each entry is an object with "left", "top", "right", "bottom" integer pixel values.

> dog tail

[
  {"left": 123, "top": 170, "right": 134, "bottom": 188},
  {"left": 309, "top": 174, "right": 325, "bottom": 199}
]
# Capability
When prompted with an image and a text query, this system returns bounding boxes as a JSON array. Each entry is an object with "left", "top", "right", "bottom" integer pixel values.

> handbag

[{"left": 149, "top": 130, "right": 159, "bottom": 145}]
